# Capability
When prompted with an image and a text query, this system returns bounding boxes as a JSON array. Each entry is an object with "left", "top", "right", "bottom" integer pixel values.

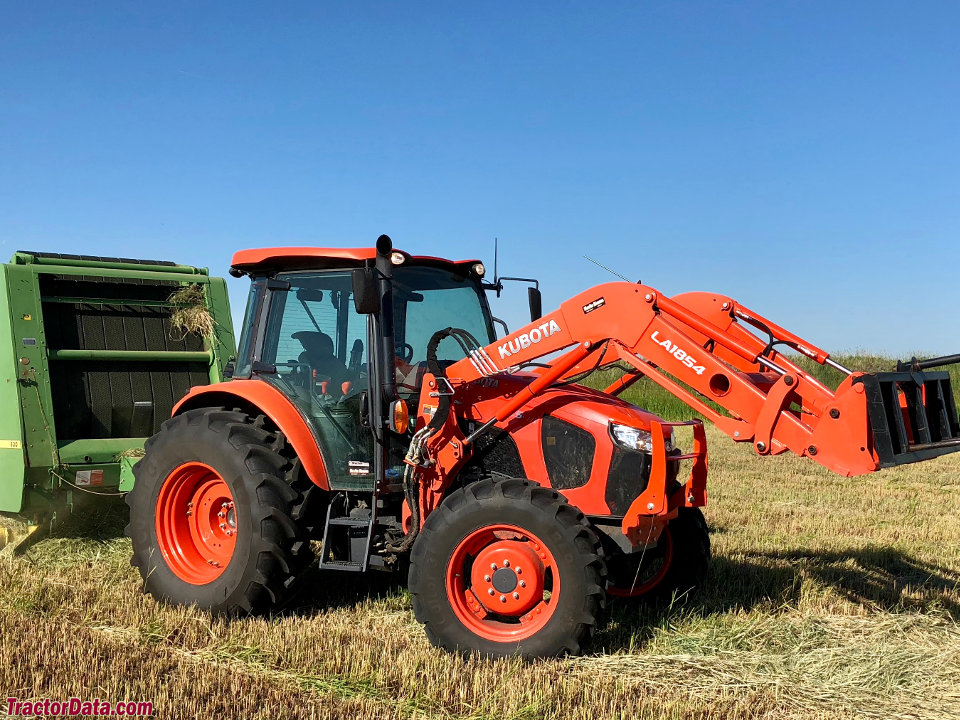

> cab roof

[{"left": 230, "top": 247, "right": 482, "bottom": 275}]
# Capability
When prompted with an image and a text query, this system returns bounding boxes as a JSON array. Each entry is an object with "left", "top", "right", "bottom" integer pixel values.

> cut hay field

[{"left": 2, "top": 355, "right": 960, "bottom": 719}]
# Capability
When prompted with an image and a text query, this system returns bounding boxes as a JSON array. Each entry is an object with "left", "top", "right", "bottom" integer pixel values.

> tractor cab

[{"left": 227, "top": 241, "right": 495, "bottom": 490}]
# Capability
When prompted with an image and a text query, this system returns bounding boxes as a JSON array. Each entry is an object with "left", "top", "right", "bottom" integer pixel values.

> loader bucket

[{"left": 855, "top": 368, "right": 960, "bottom": 468}]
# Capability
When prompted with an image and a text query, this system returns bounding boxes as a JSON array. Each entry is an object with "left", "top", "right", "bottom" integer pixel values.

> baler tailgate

[{"left": 857, "top": 370, "right": 960, "bottom": 467}]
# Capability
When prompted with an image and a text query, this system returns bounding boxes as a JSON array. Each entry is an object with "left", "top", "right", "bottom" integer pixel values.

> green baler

[{"left": 0, "top": 251, "right": 235, "bottom": 536}]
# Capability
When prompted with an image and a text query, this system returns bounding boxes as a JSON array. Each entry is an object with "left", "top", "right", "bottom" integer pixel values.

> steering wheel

[
  {"left": 396, "top": 343, "right": 414, "bottom": 363},
  {"left": 283, "top": 361, "right": 332, "bottom": 393}
]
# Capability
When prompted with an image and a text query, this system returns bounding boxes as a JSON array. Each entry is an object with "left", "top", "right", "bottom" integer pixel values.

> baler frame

[{"left": 0, "top": 251, "right": 235, "bottom": 533}]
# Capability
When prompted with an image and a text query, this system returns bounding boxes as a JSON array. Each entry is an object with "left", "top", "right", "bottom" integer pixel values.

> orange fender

[{"left": 172, "top": 380, "right": 329, "bottom": 490}]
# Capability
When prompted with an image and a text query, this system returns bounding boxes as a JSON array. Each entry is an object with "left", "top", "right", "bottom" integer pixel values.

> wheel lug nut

[
  {"left": 503, "top": 559, "right": 510, "bottom": 567},
  {"left": 513, "top": 592, "right": 520, "bottom": 600},
  {"left": 488, "top": 588, "right": 495, "bottom": 596},
  {"left": 516, "top": 567, "right": 522, "bottom": 574},
  {"left": 490, "top": 563, "right": 497, "bottom": 571},
  {"left": 519, "top": 580, "right": 526, "bottom": 588},
  {"left": 499, "top": 595, "right": 506, "bottom": 603},
  {"left": 483, "top": 575, "right": 491, "bottom": 582}
]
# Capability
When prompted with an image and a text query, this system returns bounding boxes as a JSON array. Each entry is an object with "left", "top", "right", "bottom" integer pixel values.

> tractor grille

[
  {"left": 465, "top": 428, "right": 526, "bottom": 479},
  {"left": 605, "top": 448, "right": 678, "bottom": 516},
  {"left": 541, "top": 416, "right": 595, "bottom": 490}
]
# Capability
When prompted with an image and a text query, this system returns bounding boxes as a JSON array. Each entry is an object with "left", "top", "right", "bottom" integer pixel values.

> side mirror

[
  {"left": 528, "top": 287, "right": 542, "bottom": 322},
  {"left": 352, "top": 268, "right": 380, "bottom": 314}
]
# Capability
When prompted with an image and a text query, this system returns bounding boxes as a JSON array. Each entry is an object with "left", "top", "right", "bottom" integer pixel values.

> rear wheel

[
  {"left": 606, "top": 507, "right": 710, "bottom": 602},
  {"left": 126, "top": 408, "right": 314, "bottom": 615},
  {"left": 409, "top": 478, "right": 605, "bottom": 658}
]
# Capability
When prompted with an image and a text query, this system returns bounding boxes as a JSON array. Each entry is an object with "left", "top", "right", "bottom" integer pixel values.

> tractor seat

[{"left": 292, "top": 331, "right": 348, "bottom": 385}]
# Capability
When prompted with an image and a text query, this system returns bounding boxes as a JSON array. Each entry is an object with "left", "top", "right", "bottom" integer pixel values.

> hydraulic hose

[{"left": 386, "top": 327, "right": 479, "bottom": 554}]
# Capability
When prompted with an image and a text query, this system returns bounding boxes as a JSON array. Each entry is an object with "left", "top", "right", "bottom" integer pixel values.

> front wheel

[
  {"left": 606, "top": 507, "right": 710, "bottom": 602},
  {"left": 409, "top": 478, "right": 606, "bottom": 659}
]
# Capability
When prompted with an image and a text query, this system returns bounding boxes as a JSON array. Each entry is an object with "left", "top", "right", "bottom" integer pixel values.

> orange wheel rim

[
  {"left": 607, "top": 529, "right": 674, "bottom": 598},
  {"left": 445, "top": 524, "right": 560, "bottom": 642},
  {"left": 155, "top": 462, "right": 237, "bottom": 585}
]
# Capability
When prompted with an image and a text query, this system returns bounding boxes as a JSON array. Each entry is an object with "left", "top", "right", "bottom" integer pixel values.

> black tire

[
  {"left": 125, "top": 407, "right": 314, "bottom": 615},
  {"left": 606, "top": 507, "right": 710, "bottom": 603},
  {"left": 409, "top": 478, "right": 606, "bottom": 659}
]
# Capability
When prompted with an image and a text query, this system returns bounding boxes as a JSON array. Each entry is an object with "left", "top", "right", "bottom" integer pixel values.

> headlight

[{"left": 610, "top": 423, "right": 674, "bottom": 454}]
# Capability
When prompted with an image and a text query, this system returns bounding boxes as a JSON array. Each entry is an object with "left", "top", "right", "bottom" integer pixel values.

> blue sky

[{"left": 1, "top": 2, "right": 957, "bottom": 355}]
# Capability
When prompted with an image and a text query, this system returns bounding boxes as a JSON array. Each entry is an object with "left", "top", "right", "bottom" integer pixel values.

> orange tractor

[{"left": 126, "top": 235, "right": 960, "bottom": 658}]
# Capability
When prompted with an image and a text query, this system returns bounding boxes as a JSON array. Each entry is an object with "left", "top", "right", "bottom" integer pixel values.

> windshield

[{"left": 393, "top": 265, "right": 495, "bottom": 395}]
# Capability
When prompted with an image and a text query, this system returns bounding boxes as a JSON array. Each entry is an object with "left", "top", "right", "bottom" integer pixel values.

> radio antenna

[{"left": 584, "top": 255, "right": 632, "bottom": 283}]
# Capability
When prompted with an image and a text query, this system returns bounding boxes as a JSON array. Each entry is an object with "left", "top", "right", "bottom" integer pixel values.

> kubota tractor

[{"left": 126, "top": 235, "right": 960, "bottom": 658}]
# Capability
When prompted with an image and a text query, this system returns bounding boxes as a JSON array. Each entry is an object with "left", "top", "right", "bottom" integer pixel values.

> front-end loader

[{"left": 126, "top": 235, "right": 960, "bottom": 658}]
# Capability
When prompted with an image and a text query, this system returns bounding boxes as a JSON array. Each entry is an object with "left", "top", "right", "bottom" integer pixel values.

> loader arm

[{"left": 422, "top": 281, "right": 960, "bottom": 479}]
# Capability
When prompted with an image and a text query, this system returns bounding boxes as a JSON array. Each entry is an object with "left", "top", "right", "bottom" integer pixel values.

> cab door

[{"left": 257, "top": 270, "right": 375, "bottom": 490}]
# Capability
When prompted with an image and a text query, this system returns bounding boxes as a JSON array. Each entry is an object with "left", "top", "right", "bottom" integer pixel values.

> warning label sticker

[
  {"left": 75, "top": 469, "right": 104, "bottom": 486},
  {"left": 348, "top": 460, "right": 371, "bottom": 477}
]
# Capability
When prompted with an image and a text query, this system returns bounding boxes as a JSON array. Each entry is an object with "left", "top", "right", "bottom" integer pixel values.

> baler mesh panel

[
  {"left": 541, "top": 416, "right": 595, "bottom": 490},
  {"left": 40, "top": 274, "right": 209, "bottom": 441},
  {"left": 39, "top": 275, "right": 204, "bottom": 353},
  {"left": 50, "top": 361, "right": 208, "bottom": 440}
]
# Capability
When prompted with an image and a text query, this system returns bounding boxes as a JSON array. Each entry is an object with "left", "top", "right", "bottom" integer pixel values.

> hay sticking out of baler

[
  {"left": 168, "top": 284, "right": 214, "bottom": 339},
  {"left": 113, "top": 447, "right": 145, "bottom": 461}
]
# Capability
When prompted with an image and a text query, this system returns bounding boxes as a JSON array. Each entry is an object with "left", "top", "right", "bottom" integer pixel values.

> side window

[
  {"left": 234, "top": 278, "right": 265, "bottom": 378},
  {"left": 261, "top": 272, "right": 367, "bottom": 396},
  {"left": 258, "top": 270, "right": 374, "bottom": 489}
]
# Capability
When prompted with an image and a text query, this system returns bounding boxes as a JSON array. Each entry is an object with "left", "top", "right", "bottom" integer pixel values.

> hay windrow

[
  {"left": 2, "top": 400, "right": 959, "bottom": 718},
  {"left": 168, "top": 283, "right": 214, "bottom": 339}
]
